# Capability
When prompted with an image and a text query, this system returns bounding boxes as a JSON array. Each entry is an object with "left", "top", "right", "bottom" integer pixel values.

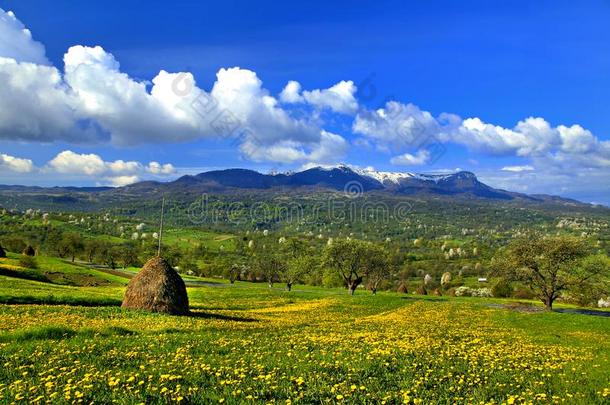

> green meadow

[{"left": 0, "top": 255, "right": 609, "bottom": 404}]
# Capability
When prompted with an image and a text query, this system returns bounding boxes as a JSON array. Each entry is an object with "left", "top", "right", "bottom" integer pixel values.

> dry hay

[
  {"left": 22, "top": 245, "right": 35, "bottom": 256},
  {"left": 121, "top": 256, "right": 189, "bottom": 315},
  {"left": 396, "top": 282, "right": 408, "bottom": 294}
]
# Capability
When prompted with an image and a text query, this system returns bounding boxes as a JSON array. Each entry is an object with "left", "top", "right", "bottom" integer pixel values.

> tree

[
  {"left": 491, "top": 278, "right": 513, "bottom": 298},
  {"left": 161, "top": 245, "right": 183, "bottom": 268},
  {"left": 96, "top": 242, "right": 120, "bottom": 270},
  {"left": 567, "top": 259, "right": 610, "bottom": 306},
  {"left": 283, "top": 256, "right": 311, "bottom": 291},
  {"left": 225, "top": 263, "right": 245, "bottom": 284},
  {"left": 178, "top": 251, "right": 200, "bottom": 275},
  {"left": 59, "top": 233, "right": 84, "bottom": 262},
  {"left": 254, "top": 252, "right": 286, "bottom": 288},
  {"left": 193, "top": 243, "right": 208, "bottom": 260},
  {"left": 492, "top": 236, "right": 608, "bottom": 310},
  {"left": 44, "top": 230, "right": 64, "bottom": 257},
  {"left": 364, "top": 246, "right": 391, "bottom": 294},
  {"left": 285, "top": 238, "right": 306, "bottom": 258},
  {"left": 84, "top": 239, "right": 104, "bottom": 263},
  {"left": 53, "top": 235, "right": 70, "bottom": 258},
  {"left": 278, "top": 238, "right": 311, "bottom": 291},
  {"left": 323, "top": 239, "right": 372, "bottom": 295},
  {"left": 117, "top": 242, "right": 140, "bottom": 269},
  {"left": 0, "top": 236, "right": 26, "bottom": 254}
]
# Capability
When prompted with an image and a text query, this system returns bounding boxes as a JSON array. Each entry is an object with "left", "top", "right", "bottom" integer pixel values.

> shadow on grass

[
  {"left": 554, "top": 308, "right": 610, "bottom": 317},
  {"left": 0, "top": 325, "right": 137, "bottom": 343},
  {"left": 487, "top": 302, "right": 610, "bottom": 317},
  {"left": 188, "top": 310, "right": 258, "bottom": 323},
  {"left": 0, "top": 326, "right": 77, "bottom": 343},
  {"left": 0, "top": 267, "right": 51, "bottom": 283},
  {"left": 0, "top": 295, "right": 121, "bottom": 307},
  {"left": 400, "top": 296, "right": 448, "bottom": 302},
  {"left": 192, "top": 305, "right": 249, "bottom": 311},
  {"left": 186, "top": 280, "right": 228, "bottom": 286}
]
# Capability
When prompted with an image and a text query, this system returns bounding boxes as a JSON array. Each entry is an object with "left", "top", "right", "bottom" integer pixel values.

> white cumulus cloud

[
  {"left": 390, "top": 150, "right": 431, "bottom": 166},
  {"left": 0, "top": 8, "right": 49, "bottom": 64},
  {"left": 456, "top": 117, "right": 557, "bottom": 156},
  {"left": 48, "top": 150, "right": 106, "bottom": 175},
  {"left": 63, "top": 45, "right": 205, "bottom": 146},
  {"left": 279, "top": 80, "right": 302, "bottom": 103},
  {"left": 353, "top": 101, "right": 458, "bottom": 152},
  {"left": 106, "top": 175, "right": 141, "bottom": 187},
  {"left": 0, "top": 150, "right": 178, "bottom": 186},
  {"left": 501, "top": 165, "right": 535, "bottom": 172},
  {"left": 45, "top": 150, "right": 175, "bottom": 186},
  {"left": 280, "top": 80, "right": 358, "bottom": 114},
  {"left": 0, "top": 9, "right": 348, "bottom": 166},
  {"left": 0, "top": 57, "right": 99, "bottom": 143},
  {"left": 0, "top": 153, "right": 34, "bottom": 173},
  {"left": 146, "top": 161, "right": 175, "bottom": 175},
  {"left": 239, "top": 130, "right": 348, "bottom": 164},
  {"left": 353, "top": 99, "right": 610, "bottom": 175}
]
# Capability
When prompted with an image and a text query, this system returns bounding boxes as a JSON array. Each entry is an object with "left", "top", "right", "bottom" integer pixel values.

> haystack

[
  {"left": 121, "top": 256, "right": 189, "bottom": 315},
  {"left": 396, "top": 282, "right": 408, "bottom": 294},
  {"left": 22, "top": 245, "right": 35, "bottom": 256},
  {"left": 0, "top": 244, "right": 6, "bottom": 258}
]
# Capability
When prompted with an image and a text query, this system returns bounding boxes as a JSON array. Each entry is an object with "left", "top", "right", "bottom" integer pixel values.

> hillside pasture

[{"left": 0, "top": 274, "right": 608, "bottom": 404}]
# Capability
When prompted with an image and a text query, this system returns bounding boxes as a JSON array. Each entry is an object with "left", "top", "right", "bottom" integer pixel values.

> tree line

[{"left": 1, "top": 226, "right": 608, "bottom": 309}]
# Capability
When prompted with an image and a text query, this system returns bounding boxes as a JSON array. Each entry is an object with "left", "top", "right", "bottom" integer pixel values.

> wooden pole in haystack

[
  {"left": 157, "top": 196, "right": 165, "bottom": 257},
  {"left": 122, "top": 195, "right": 190, "bottom": 315}
]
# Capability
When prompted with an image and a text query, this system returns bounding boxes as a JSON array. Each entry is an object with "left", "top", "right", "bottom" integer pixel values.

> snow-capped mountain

[
  {"left": 351, "top": 166, "right": 457, "bottom": 185},
  {"left": 301, "top": 164, "right": 465, "bottom": 186},
  {"left": 121, "top": 164, "right": 517, "bottom": 200},
  {"left": 0, "top": 164, "right": 593, "bottom": 206}
]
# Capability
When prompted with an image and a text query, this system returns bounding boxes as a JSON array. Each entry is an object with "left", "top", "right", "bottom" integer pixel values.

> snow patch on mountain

[
  {"left": 353, "top": 167, "right": 456, "bottom": 184},
  {"left": 352, "top": 167, "right": 414, "bottom": 184},
  {"left": 284, "top": 164, "right": 464, "bottom": 185}
]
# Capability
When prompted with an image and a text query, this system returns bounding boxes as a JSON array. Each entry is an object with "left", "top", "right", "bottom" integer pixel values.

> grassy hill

[
  {"left": 0, "top": 188, "right": 609, "bottom": 403},
  {"left": 0, "top": 261, "right": 608, "bottom": 404}
]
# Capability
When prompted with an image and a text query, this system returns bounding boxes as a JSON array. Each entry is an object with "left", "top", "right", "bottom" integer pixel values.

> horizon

[
  {"left": 1, "top": 1, "right": 610, "bottom": 204},
  {"left": 2, "top": 164, "right": 607, "bottom": 207}
]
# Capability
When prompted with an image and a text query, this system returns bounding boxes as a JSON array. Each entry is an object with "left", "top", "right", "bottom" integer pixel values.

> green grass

[
  {"left": 0, "top": 275, "right": 123, "bottom": 306},
  {"left": 0, "top": 273, "right": 609, "bottom": 404},
  {"left": 0, "top": 326, "right": 78, "bottom": 343},
  {"left": 0, "top": 253, "right": 128, "bottom": 286},
  {"left": 120, "top": 265, "right": 227, "bottom": 283},
  {"left": 162, "top": 228, "right": 236, "bottom": 252}
]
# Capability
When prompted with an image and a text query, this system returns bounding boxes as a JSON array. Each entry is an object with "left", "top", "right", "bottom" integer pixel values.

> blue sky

[{"left": 1, "top": 0, "right": 610, "bottom": 204}]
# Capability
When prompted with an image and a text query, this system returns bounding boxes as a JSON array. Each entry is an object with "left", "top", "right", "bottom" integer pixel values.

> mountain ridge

[
  {"left": 116, "top": 165, "right": 588, "bottom": 206},
  {"left": 0, "top": 165, "right": 600, "bottom": 208}
]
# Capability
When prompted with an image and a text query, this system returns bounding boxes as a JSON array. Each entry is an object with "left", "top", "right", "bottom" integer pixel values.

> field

[
  {"left": 0, "top": 271, "right": 609, "bottom": 404},
  {"left": 3, "top": 2, "right": 610, "bottom": 404}
]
